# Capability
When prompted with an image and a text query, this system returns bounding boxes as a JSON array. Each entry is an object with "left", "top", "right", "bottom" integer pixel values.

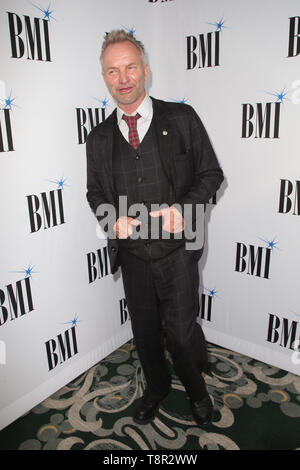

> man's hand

[
  {"left": 113, "top": 216, "right": 141, "bottom": 239},
  {"left": 149, "top": 206, "right": 185, "bottom": 233}
]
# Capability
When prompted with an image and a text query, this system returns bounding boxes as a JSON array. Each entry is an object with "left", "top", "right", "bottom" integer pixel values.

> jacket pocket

[{"left": 174, "top": 151, "right": 189, "bottom": 161}]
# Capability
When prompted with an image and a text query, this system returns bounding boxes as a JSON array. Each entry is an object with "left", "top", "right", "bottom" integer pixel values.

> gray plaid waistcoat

[{"left": 112, "top": 115, "right": 184, "bottom": 260}]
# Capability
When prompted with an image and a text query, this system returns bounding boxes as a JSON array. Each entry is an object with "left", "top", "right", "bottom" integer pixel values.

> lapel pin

[{"left": 162, "top": 130, "right": 168, "bottom": 135}]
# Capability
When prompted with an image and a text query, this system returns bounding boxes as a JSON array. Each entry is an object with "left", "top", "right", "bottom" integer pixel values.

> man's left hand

[{"left": 149, "top": 206, "right": 185, "bottom": 233}]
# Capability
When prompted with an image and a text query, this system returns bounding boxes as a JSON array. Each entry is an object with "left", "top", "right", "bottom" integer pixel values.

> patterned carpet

[{"left": 0, "top": 341, "right": 299, "bottom": 451}]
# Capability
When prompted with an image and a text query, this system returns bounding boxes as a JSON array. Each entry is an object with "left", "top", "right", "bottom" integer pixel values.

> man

[{"left": 86, "top": 30, "right": 224, "bottom": 426}]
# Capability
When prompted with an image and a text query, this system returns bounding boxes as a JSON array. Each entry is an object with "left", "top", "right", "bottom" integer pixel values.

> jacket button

[
  {"left": 137, "top": 176, "right": 143, "bottom": 183},
  {"left": 111, "top": 246, "right": 116, "bottom": 252},
  {"left": 135, "top": 154, "right": 140, "bottom": 160}
]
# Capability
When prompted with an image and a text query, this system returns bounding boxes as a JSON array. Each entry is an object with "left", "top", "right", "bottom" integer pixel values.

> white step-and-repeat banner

[{"left": 1, "top": 0, "right": 299, "bottom": 430}]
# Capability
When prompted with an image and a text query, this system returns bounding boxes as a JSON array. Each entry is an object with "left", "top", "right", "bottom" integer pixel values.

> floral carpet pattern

[{"left": 1, "top": 341, "right": 300, "bottom": 450}]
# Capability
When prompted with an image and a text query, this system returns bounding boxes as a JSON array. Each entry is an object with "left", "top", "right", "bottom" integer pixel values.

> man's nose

[{"left": 119, "top": 69, "right": 130, "bottom": 83}]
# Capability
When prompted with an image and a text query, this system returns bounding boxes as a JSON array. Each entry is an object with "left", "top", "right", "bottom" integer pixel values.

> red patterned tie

[{"left": 122, "top": 113, "right": 141, "bottom": 149}]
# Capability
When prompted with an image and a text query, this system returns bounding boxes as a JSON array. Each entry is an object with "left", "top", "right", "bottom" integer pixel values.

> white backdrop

[{"left": 1, "top": 0, "right": 299, "bottom": 431}]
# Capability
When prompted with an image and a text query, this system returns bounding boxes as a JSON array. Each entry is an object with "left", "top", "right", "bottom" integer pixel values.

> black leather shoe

[
  {"left": 133, "top": 388, "right": 170, "bottom": 424},
  {"left": 191, "top": 394, "right": 213, "bottom": 426}
]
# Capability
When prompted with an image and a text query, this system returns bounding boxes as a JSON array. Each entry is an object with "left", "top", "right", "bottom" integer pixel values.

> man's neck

[{"left": 118, "top": 90, "right": 146, "bottom": 115}]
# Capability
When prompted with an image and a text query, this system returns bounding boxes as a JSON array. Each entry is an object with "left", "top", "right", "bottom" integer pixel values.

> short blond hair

[{"left": 100, "top": 29, "right": 146, "bottom": 67}]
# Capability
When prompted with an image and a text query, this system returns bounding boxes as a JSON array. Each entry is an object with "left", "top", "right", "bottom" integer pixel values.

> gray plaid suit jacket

[{"left": 86, "top": 97, "right": 224, "bottom": 273}]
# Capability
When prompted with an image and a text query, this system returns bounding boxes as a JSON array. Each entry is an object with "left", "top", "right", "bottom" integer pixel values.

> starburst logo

[
  {"left": 121, "top": 24, "right": 136, "bottom": 36},
  {"left": 30, "top": 2, "right": 55, "bottom": 21},
  {"left": 204, "top": 286, "right": 218, "bottom": 298},
  {"left": 94, "top": 96, "right": 109, "bottom": 109},
  {"left": 207, "top": 17, "right": 228, "bottom": 32},
  {"left": 171, "top": 97, "right": 188, "bottom": 104},
  {"left": 0, "top": 91, "right": 18, "bottom": 111},
  {"left": 257, "top": 236, "right": 280, "bottom": 252},
  {"left": 266, "top": 88, "right": 288, "bottom": 104},
  {"left": 63, "top": 314, "right": 80, "bottom": 328},
  {"left": 202, "top": 285, "right": 222, "bottom": 301},
  {"left": 12, "top": 264, "right": 38, "bottom": 279},
  {"left": 47, "top": 176, "right": 68, "bottom": 190}
]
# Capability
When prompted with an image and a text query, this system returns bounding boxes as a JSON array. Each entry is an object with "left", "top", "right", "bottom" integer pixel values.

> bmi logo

[
  {"left": 186, "top": 18, "right": 228, "bottom": 70},
  {"left": 76, "top": 98, "right": 108, "bottom": 144},
  {"left": 119, "top": 298, "right": 130, "bottom": 326},
  {"left": 0, "top": 87, "right": 17, "bottom": 153},
  {"left": 26, "top": 176, "right": 67, "bottom": 233},
  {"left": 266, "top": 312, "right": 300, "bottom": 353},
  {"left": 287, "top": 16, "right": 300, "bottom": 58},
  {"left": 45, "top": 316, "right": 79, "bottom": 371},
  {"left": 7, "top": 4, "right": 55, "bottom": 62},
  {"left": 87, "top": 246, "right": 111, "bottom": 283},
  {"left": 241, "top": 89, "right": 287, "bottom": 139},
  {"left": 278, "top": 179, "right": 300, "bottom": 216},
  {"left": 0, "top": 266, "right": 36, "bottom": 327},
  {"left": 235, "top": 237, "right": 279, "bottom": 279},
  {"left": 198, "top": 286, "right": 219, "bottom": 322}
]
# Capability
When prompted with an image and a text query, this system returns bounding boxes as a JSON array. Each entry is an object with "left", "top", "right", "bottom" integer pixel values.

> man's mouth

[{"left": 118, "top": 86, "right": 134, "bottom": 94}]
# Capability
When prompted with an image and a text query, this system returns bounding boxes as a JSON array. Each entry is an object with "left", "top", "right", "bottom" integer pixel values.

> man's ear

[
  {"left": 144, "top": 63, "right": 149, "bottom": 82},
  {"left": 102, "top": 70, "right": 108, "bottom": 87}
]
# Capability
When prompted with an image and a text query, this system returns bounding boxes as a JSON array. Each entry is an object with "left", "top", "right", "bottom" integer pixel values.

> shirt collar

[{"left": 117, "top": 94, "right": 152, "bottom": 124}]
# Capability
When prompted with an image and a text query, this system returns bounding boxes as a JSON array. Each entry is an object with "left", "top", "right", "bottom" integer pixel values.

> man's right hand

[{"left": 113, "top": 216, "right": 141, "bottom": 239}]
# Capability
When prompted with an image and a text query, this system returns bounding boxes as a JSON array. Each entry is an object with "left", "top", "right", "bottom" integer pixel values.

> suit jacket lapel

[{"left": 97, "top": 109, "right": 116, "bottom": 203}]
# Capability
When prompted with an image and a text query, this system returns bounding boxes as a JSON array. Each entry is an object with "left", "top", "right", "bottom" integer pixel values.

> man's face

[{"left": 102, "top": 40, "right": 149, "bottom": 113}]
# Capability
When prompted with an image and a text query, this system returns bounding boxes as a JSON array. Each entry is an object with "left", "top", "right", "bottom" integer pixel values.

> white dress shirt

[{"left": 117, "top": 94, "right": 153, "bottom": 144}]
